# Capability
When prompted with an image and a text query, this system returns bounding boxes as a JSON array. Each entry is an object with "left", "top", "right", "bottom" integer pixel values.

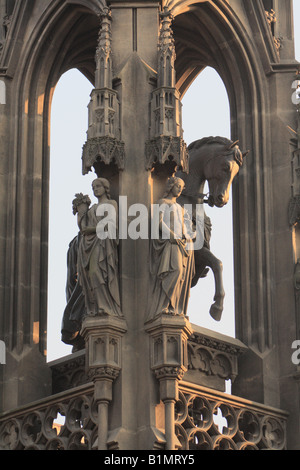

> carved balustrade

[
  {"left": 0, "top": 384, "right": 97, "bottom": 450},
  {"left": 0, "top": 325, "right": 288, "bottom": 450},
  {"left": 0, "top": 380, "right": 288, "bottom": 450},
  {"left": 176, "top": 383, "right": 288, "bottom": 450}
]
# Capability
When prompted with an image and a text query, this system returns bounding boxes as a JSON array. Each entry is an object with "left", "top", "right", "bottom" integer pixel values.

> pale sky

[{"left": 46, "top": 2, "right": 300, "bottom": 361}]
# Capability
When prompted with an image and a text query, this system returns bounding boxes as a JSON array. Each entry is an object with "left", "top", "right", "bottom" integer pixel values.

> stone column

[
  {"left": 0, "top": 2, "right": 53, "bottom": 412},
  {"left": 145, "top": 315, "right": 193, "bottom": 450},
  {"left": 80, "top": 315, "right": 127, "bottom": 450},
  {"left": 78, "top": 2, "right": 163, "bottom": 448},
  {"left": 99, "top": 1, "right": 160, "bottom": 449}
]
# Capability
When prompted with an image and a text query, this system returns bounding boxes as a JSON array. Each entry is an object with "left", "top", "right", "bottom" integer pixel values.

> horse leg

[{"left": 194, "top": 247, "right": 225, "bottom": 321}]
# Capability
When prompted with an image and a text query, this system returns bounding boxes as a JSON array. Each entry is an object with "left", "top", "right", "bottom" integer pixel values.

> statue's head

[
  {"left": 92, "top": 177, "right": 111, "bottom": 198},
  {"left": 163, "top": 176, "right": 185, "bottom": 198}
]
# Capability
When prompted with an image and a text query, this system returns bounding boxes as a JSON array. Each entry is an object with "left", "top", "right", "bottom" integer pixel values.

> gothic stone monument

[{"left": 0, "top": 0, "right": 299, "bottom": 451}]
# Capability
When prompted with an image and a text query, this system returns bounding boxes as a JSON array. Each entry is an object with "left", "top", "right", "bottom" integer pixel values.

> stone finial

[
  {"left": 158, "top": 6, "right": 175, "bottom": 88},
  {"left": 95, "top": 7, "right": 112, "bottom": 89}
]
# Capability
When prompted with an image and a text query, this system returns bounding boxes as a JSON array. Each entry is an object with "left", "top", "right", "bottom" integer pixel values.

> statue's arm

[
  {"left": 72, "top": 194, "right": 92, "bottom": 232},
  {"left": 77, "top": 207, "right": 94, "bottom": 234},
  {"left": 159, "top": 211, "right": 178, "bottom": 243}
]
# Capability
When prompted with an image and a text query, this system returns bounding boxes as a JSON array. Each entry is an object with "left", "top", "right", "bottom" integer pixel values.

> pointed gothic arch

[
  {"left": 2, "top": 0, "right": 276, "bottom": 371},
  {"left": 47, "top": 68, "right": 94, "bottom": 361},
  {"left": 171, "top": 1, "right": 275, "bottom": 353},
  {"left": 182, "top": 66, "right": 233, "bottom": 336},
  {"left": 0, "top": 0, "right": 299, "bottom": 449},
  {"left": 4, "top": 1, "right": 100, "bottom": 356}
]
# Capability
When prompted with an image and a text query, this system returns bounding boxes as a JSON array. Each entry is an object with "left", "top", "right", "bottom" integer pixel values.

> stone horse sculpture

[{"left": 176, "top": 136, "right": 248, "bottom": 322}]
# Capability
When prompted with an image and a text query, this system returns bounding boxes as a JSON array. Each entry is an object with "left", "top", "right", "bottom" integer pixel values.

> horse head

[
  {"left": 176, "top": 137, "right": 248, "bottom": 321},
  {"left": 200, "top": 138, "right": 248, "bottom": 208}
]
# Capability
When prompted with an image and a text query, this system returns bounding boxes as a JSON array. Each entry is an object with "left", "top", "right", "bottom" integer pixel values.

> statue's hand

[
  {"left": 170, "top": 235, "right": 184, "bottom": 245},
  {"left": 169, "top": 231, "right": 177, "bottom": 244}
]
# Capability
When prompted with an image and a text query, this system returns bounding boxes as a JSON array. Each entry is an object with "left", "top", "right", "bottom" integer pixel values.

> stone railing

[
  {"left": 185, "top": 324, "right": 247, "bottom": 392},
  {"left": 176, "top": 382, "right": 288, "bottom": 450},
  {"left": 0, "top": 325, "right": 288, "bottom": 450},
  {"left": 0, "top": 383, "right": 96, "bottom": 450},
  {"left": 0, "top": 379, "right": 288, "bottom": 450}
]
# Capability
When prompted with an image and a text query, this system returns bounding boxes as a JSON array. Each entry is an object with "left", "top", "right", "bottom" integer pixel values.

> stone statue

[
  {"left": 74, "top": 178, "right": 122, "bottom": 318},
  {"left": 176, "top": 136, "right": 248, "bottom": 321},
  {"left": 147, "top": 177, "right": 195, "bottom": 320},
  {"left": 61, "top": 233, "right": 86, "bottom": 351}
]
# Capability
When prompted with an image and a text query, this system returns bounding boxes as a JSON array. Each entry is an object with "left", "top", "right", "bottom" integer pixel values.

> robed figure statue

[
  {"left": 147, "top": 177, "right": 195, "bottom": 320},
  {"left": 74, "top": 177, "right": 122, "bottom": 318}
]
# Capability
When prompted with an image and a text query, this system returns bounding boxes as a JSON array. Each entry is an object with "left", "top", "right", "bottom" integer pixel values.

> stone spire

[
  {"left": 95, "top": 7, "right": 112, "bottom": 89},
  {"left": 145, "top": 7, "right": 188, "bottom": 173},
  {"left": 157, "top": 6, "right": 176, "bottom": 88},
  {"left": 82, "top": 7, "right": 124, "bottom": 176}
]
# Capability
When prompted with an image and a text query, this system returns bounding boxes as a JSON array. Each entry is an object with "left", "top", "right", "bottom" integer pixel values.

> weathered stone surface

[{"left": 0, "top": 0, "right": 299, "bottom": 450}]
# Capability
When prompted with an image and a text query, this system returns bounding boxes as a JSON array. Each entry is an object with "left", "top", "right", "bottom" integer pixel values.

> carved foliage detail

[
  {"left": 265, "top": 9, "right": 282, "bottom": 53},
  {"left": 145, "top": 135, "right": 188, "bottom": 172},
  {"left": 188, "top": 344, "right": 233, "bottom": 380},
  {"left": 51, "top": 354, "right": 87, "bottom": 394},
  {"left": 82, "top": 136, "right": 125, "bottom": 175}
]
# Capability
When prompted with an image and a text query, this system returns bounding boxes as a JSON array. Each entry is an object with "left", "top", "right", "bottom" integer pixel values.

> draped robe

[
  {"left": 77, "top": 201, "right": 122, "bottom": 317},
  {"left": 148, "top": 199, "right": 195, "bottom": 319}
]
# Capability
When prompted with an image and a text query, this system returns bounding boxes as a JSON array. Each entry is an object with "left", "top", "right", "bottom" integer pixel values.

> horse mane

[
  {"left": 188, "top": 136, "right": 233, "bottom": 151},
  {"left": 188, "top": 136, "right": 243, "bottom": 166}
]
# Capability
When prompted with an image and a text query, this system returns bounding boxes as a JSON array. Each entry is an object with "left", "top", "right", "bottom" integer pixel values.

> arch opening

[
  {"left": 182, "top": 66, "right": 235, "bottom": 338},
  {"left": 4, "top": 2, "right": 101, "bottom": 357},
  {"left": 20, "top": 0, "right": 269, "bottom": 358},
  {"left": 172, "top": 2, "right": 271, "bottom": 347},
  {"left": 47, "top": 69, "right": 94, "bottom": 362},
  {"left": 10, "top": 2, "right": 102, "bottom": 359}
]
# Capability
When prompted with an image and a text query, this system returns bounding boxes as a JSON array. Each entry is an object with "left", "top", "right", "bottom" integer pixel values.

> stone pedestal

[
  {"left": 81, "top": 315, "right": 127, "bottom": 450},
  {"left": 145, "top": 314, "right": 193, "bottom": 450}
]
